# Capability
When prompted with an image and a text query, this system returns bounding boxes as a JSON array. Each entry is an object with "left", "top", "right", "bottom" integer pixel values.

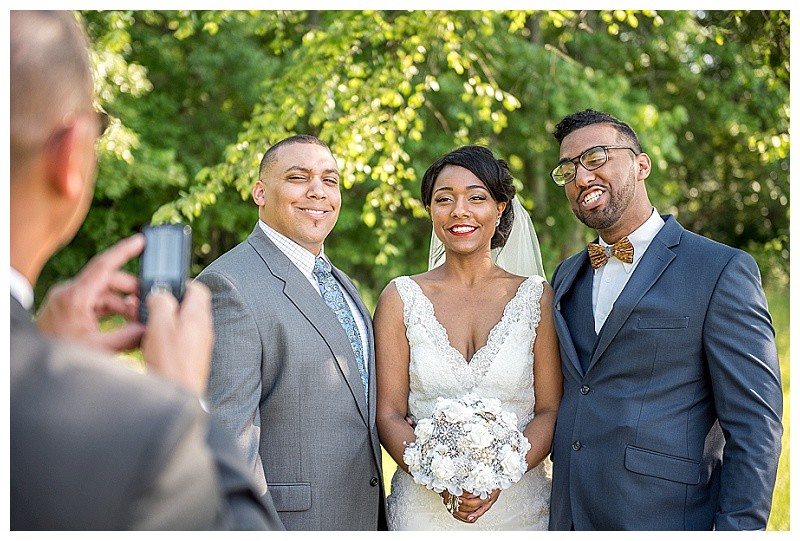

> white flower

[
  {"left": 430, "top": 454, "right": 456, "bottom": 482},
  {"left": 500, "top": 444, "right": 523, "bottom": 475},
  {"left": 415, "top": 418, "right": 435, "bottom": 444},
  {"left": 443, "top": 400, "right": 473, "bottom": 423},
  {"left": 500, "top": 410, "right": 518, "bottom": 427},
  {"left": 467, "top": 423, "right": 495, "bottom": 449},
  {"left": 519, "top": 434, "right": 532, "bottom": 455},
  {"left": 467, "top": 463, "right": 495, "bottom": 490},
  {"left": 404, "top": 446, "right": 422, "bottom": 471}
]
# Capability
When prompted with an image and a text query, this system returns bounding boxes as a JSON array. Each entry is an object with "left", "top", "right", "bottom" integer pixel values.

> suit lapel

[
  {"left": 246, "top": 226, "right": 369, "bottom": 425},
  {"left": 588, "top": 216, "right": 682, "bottom": 371},
  {"left": 553, "top": 252, "right": 590, "bottom": 378}
]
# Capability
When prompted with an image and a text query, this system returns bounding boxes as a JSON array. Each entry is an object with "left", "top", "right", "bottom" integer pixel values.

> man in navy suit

[{"left": 547, "top": 109, "right": 782, "bottom": 530}]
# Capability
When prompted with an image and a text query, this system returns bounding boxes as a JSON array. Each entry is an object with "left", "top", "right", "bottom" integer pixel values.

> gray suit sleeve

[
  {"left": 197, "top": 270, "right": 268, "bottom": 495},
  {"left": 703, "top": 252, "right": 783, "bottom": 530},
  {"left": 128, "top": 401, "right": 222, "bottom": 530}
]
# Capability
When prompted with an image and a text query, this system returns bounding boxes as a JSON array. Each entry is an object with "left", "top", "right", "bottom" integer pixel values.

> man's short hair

[
  {"left": 258, "top": 135, "right": 331, "bottom": 180},
  {"left": 553, "top": 109, "right": 642, "bottom": 153},
  {"left": 11, "top": 11, "right": 94, "bottom": 161}
]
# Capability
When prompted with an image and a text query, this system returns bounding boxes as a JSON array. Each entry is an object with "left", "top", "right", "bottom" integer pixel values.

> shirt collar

[
  {"left": 10, "top": 266, "right": 34, "bottom": 310},
  {"left": 258, "top": 220, "right": 327, "bottom": 279},
  {"left": 599, "top": 208, "right": 665, "bottom": 273}
]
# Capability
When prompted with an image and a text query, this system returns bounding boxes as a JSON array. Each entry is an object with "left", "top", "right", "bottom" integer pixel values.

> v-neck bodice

[
  {"left": 393, "top": 274, "right": 545, "bottom": 431},
  {"left": 402, "top": 276, "right": 533, "bottom": 365}
]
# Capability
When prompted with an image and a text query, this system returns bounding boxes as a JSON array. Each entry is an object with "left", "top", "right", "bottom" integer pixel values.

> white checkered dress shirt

[{"left": 258, "top": 220, "right": 370, "bottom": 375}]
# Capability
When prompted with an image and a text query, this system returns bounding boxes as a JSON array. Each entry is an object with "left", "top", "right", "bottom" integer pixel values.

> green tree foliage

[{"left": 37, "top": 10, "right": 789, "bottom": 305}]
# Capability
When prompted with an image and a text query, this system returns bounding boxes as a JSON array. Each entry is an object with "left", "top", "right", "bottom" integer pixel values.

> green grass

[{"left": 381, "top": 282, "right": 791, "bottom": 530}]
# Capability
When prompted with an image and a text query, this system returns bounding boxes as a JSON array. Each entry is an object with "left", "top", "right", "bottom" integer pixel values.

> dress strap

[
  {"left": 392, "top": 276, "right": 419, "bottom": 328},
  {"left": 521, "top": 275, "right": 545, "bottom": 330}
]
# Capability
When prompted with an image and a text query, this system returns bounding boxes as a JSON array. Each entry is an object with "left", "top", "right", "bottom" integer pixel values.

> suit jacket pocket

[
  {"left": 268, "top": 482, "right": 312, "bottom": 512},
  {"left": 624, "top": 445, "right": 700, "bottom": 485},
  {"left": 636, "top": 317, "right": 689, "bottom": 330}
]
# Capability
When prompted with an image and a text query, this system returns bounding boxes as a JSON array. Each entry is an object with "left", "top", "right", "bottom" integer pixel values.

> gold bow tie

[{"left": 588, "top": 237, "right": 634, "bottom": 269}]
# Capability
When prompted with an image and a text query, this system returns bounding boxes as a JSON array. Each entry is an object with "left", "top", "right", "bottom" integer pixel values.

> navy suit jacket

[{"left": 548, "top": 215, "right": 782, "bottom": 530}]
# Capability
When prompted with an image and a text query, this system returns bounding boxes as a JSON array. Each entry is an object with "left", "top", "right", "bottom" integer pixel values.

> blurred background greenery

[
  {"left": 42, "top": 10, "right": 788, "bottom": 304},
  {"left": 53, "top": 10, "right": 788, "bottom": 529}
]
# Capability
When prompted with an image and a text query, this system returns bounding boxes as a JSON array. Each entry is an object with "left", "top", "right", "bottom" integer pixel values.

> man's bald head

[
  {"left": 258, "top": 135, "right": 331, "bottom": 180},
  {"left": 11, "top": 11, "right": 95, "bottom": 170}
]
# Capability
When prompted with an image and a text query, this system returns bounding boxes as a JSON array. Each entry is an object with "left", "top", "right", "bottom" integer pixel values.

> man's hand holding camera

[{"left": 36, "top": 234, "right": 213, "bottom": 396}]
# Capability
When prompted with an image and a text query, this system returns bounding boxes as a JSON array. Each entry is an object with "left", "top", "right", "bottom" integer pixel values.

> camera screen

[{"left": 142, "top": 228, "right": 183, "bottom": 280}]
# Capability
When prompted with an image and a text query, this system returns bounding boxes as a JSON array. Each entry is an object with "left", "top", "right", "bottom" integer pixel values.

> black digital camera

[{"left": 137, "top": 224, "right": 192, "bottom": 323}]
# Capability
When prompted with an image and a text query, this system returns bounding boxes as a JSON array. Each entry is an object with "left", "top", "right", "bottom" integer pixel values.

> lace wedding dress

[{"left": 387, "top": 275, "right": 552, "bottom": 530}]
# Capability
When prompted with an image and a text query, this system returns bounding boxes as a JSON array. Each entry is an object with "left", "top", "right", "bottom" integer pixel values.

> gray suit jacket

[
  {"left": 197, "top": 225, "right": 386, "bottom": 530},
  {"left": 10, "top": 296, "right": 282, "bottom": 530},
  {"left": 548, "top": 215, "right": 782, "bottom": 530}
]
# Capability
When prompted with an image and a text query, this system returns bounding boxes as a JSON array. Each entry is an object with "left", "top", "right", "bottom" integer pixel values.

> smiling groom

[{"left": 197, "top": 135, "right": 386, "bottom": 530}]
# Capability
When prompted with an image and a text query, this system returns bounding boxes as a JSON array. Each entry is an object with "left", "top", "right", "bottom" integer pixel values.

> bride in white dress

[{"left": 374, "top": 145, "right": 562, "bottom": 530}]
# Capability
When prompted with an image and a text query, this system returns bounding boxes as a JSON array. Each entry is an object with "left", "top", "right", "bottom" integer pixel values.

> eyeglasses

[
  {"left": 550, "top": 145, "right": 637, "bottom": 186},
  {"left": 95, "top": 110, "right": 111, "bottom": 139},
  {"left": 46, "top": 110, "right": 111, "bottom": 148}
]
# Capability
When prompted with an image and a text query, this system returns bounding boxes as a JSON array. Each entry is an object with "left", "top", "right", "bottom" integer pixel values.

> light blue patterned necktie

[{"left": 313, "top": 256, "right": 368, "bottom": 403}]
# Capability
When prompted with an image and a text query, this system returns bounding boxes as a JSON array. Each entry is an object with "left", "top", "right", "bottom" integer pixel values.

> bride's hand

[
  {"left": 462, "top": 489, "right": 502, "bottom": 522},
  {"left": 442, "top": 489, "right": 501, "bottom": 523}
]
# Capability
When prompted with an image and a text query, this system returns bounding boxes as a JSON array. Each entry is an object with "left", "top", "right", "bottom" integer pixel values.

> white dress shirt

[
  {"left": 258, "top": 220, "right": 370, "bottom": 376},
  {"left": 10, "top": 266, "right": 34, "bottom": 311},
  {"left": 592, "top": 209, "right": 665, "bottom": 333}
]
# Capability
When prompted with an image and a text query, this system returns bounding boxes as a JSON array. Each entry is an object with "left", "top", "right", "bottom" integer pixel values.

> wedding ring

[{"left": 444, "top": 493, "right": 461, "bottom": 516}]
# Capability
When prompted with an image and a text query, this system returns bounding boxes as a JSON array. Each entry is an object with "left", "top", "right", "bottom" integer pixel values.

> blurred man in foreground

[{"left": 10, "top": 10, "right": 282, "bottom": 530}]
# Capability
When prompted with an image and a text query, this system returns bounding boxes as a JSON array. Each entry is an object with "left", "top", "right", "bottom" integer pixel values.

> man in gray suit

[
  {"left": 547, "top": 109, "right": 782, "bottom": 530},
  {"left": 197, "top": 135, "right": 386, "bottom": 530},
  {"left": 10, "top": 10, "right": 281, "bottom": 530}
]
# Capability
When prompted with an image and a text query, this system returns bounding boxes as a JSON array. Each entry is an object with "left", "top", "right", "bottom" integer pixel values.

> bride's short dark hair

[{"left": 421, "top": 145, "right": 516, "bottom": 249}]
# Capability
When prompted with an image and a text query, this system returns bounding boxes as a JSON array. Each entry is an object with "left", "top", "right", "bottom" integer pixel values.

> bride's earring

[{"left": 496, "top": 216, "right": 501, "bottom": 227}]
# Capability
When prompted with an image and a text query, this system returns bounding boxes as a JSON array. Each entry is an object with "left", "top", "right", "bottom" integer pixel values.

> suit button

[
  {"left": 580, "top": 385, "right": 590, "bottom": 395},
  {"left": 572, "top": 441, "right": 582, "bottom": 451},
  {"left": 370, "top": 477, "right": 379, "bottom": 487}
]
